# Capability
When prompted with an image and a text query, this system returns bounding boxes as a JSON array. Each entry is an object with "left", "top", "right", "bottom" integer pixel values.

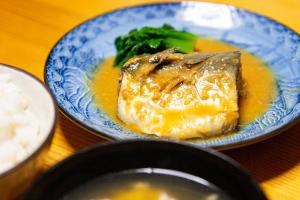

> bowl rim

[
  {"left": 0, "top": 63, "right": 58, "bottom": 178},
  {"left": 21, "top": 140, "right": 267, "bottom": 200},
  {"left": 44, "top": 1, "right": 300, "bottom": 150}
]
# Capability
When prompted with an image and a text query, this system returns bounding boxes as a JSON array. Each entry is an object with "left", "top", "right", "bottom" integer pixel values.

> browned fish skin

[{"left": 118, "top": 49, "right": 241, "bottom": 139}]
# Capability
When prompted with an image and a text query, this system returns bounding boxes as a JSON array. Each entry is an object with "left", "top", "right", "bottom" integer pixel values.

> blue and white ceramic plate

[{"left": 45, "top": 2, "right": 300, "bottom": 150}]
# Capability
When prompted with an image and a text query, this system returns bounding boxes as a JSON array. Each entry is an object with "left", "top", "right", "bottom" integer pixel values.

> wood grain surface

[{"left": 1, "top": 0, "right": 300, "bottom": 199}]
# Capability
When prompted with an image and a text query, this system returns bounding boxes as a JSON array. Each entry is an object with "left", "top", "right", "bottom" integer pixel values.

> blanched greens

[{"left": 114, "top": 24, "right": 198, "bottom": 67}]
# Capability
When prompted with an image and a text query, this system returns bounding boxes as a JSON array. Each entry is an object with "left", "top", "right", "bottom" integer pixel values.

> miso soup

[{"left": 63, "top": 168, "right": 231, "bottom": 200}]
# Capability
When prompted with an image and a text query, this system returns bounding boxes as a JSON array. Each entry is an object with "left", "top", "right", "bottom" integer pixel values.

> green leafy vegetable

[{"left": 114, "top": 24, "right": 198, "bottom": 67}]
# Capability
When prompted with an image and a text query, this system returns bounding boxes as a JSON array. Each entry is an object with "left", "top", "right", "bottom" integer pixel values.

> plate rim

[{"left": 44, "top": 1, "right": 300, "bottom": 150}]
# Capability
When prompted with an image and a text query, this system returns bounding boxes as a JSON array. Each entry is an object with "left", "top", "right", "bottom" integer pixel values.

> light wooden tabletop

[{"left": 1, "top": 0, "right": 300, "bottom": 199}]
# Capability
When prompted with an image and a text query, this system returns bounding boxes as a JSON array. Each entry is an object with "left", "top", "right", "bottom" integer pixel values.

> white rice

[{"left": 0, "top": 74, "right": 40, "bottom": 174}]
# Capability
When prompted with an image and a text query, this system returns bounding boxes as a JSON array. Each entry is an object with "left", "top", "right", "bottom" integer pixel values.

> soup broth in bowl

[{"left": 62, "top": 169, "right": 231, "bottom": 200}]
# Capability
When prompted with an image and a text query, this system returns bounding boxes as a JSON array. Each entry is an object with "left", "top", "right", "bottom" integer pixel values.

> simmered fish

[{"left": 117, "top": 49, "right": 241, "bottom": 139}]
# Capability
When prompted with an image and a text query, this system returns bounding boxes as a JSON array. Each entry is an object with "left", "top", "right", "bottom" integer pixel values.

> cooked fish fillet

[{"left": 117, "top": 49, "right": 241, "bottom": 139}]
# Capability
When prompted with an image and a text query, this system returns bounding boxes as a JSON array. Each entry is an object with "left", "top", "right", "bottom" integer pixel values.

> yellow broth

[
  {"left": 90, "top": 38, "right": 276, "bottom": 134},
  {"left": 62, "top": 170, "right": 229, "bottom": 200}
]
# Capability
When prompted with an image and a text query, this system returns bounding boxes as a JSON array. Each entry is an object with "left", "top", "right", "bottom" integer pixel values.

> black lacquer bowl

[{"left": 22, "top": 140, "right": 267, "bottom": 200}]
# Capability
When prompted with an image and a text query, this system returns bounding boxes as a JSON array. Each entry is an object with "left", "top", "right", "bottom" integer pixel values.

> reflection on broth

[
  {"left": 62, "top": 169, "right": 230, "bottom": 200},
  {"left": 91, "top": 38, "right": 276, "bottom": 137}
]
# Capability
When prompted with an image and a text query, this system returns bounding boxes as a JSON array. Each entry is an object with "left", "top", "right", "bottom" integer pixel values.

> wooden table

[{"left": 1, "top": 0, "right": 300, "bottom": 199}]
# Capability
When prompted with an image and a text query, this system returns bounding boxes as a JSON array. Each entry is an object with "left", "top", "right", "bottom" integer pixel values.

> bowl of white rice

[{"left": 0, "top": 63, "right": 57, "bottom": 199}]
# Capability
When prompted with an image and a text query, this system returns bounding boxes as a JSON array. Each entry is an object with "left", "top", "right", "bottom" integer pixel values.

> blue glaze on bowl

[{"left": 45, "top": 2, "right": 300, "bottom": 149}]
